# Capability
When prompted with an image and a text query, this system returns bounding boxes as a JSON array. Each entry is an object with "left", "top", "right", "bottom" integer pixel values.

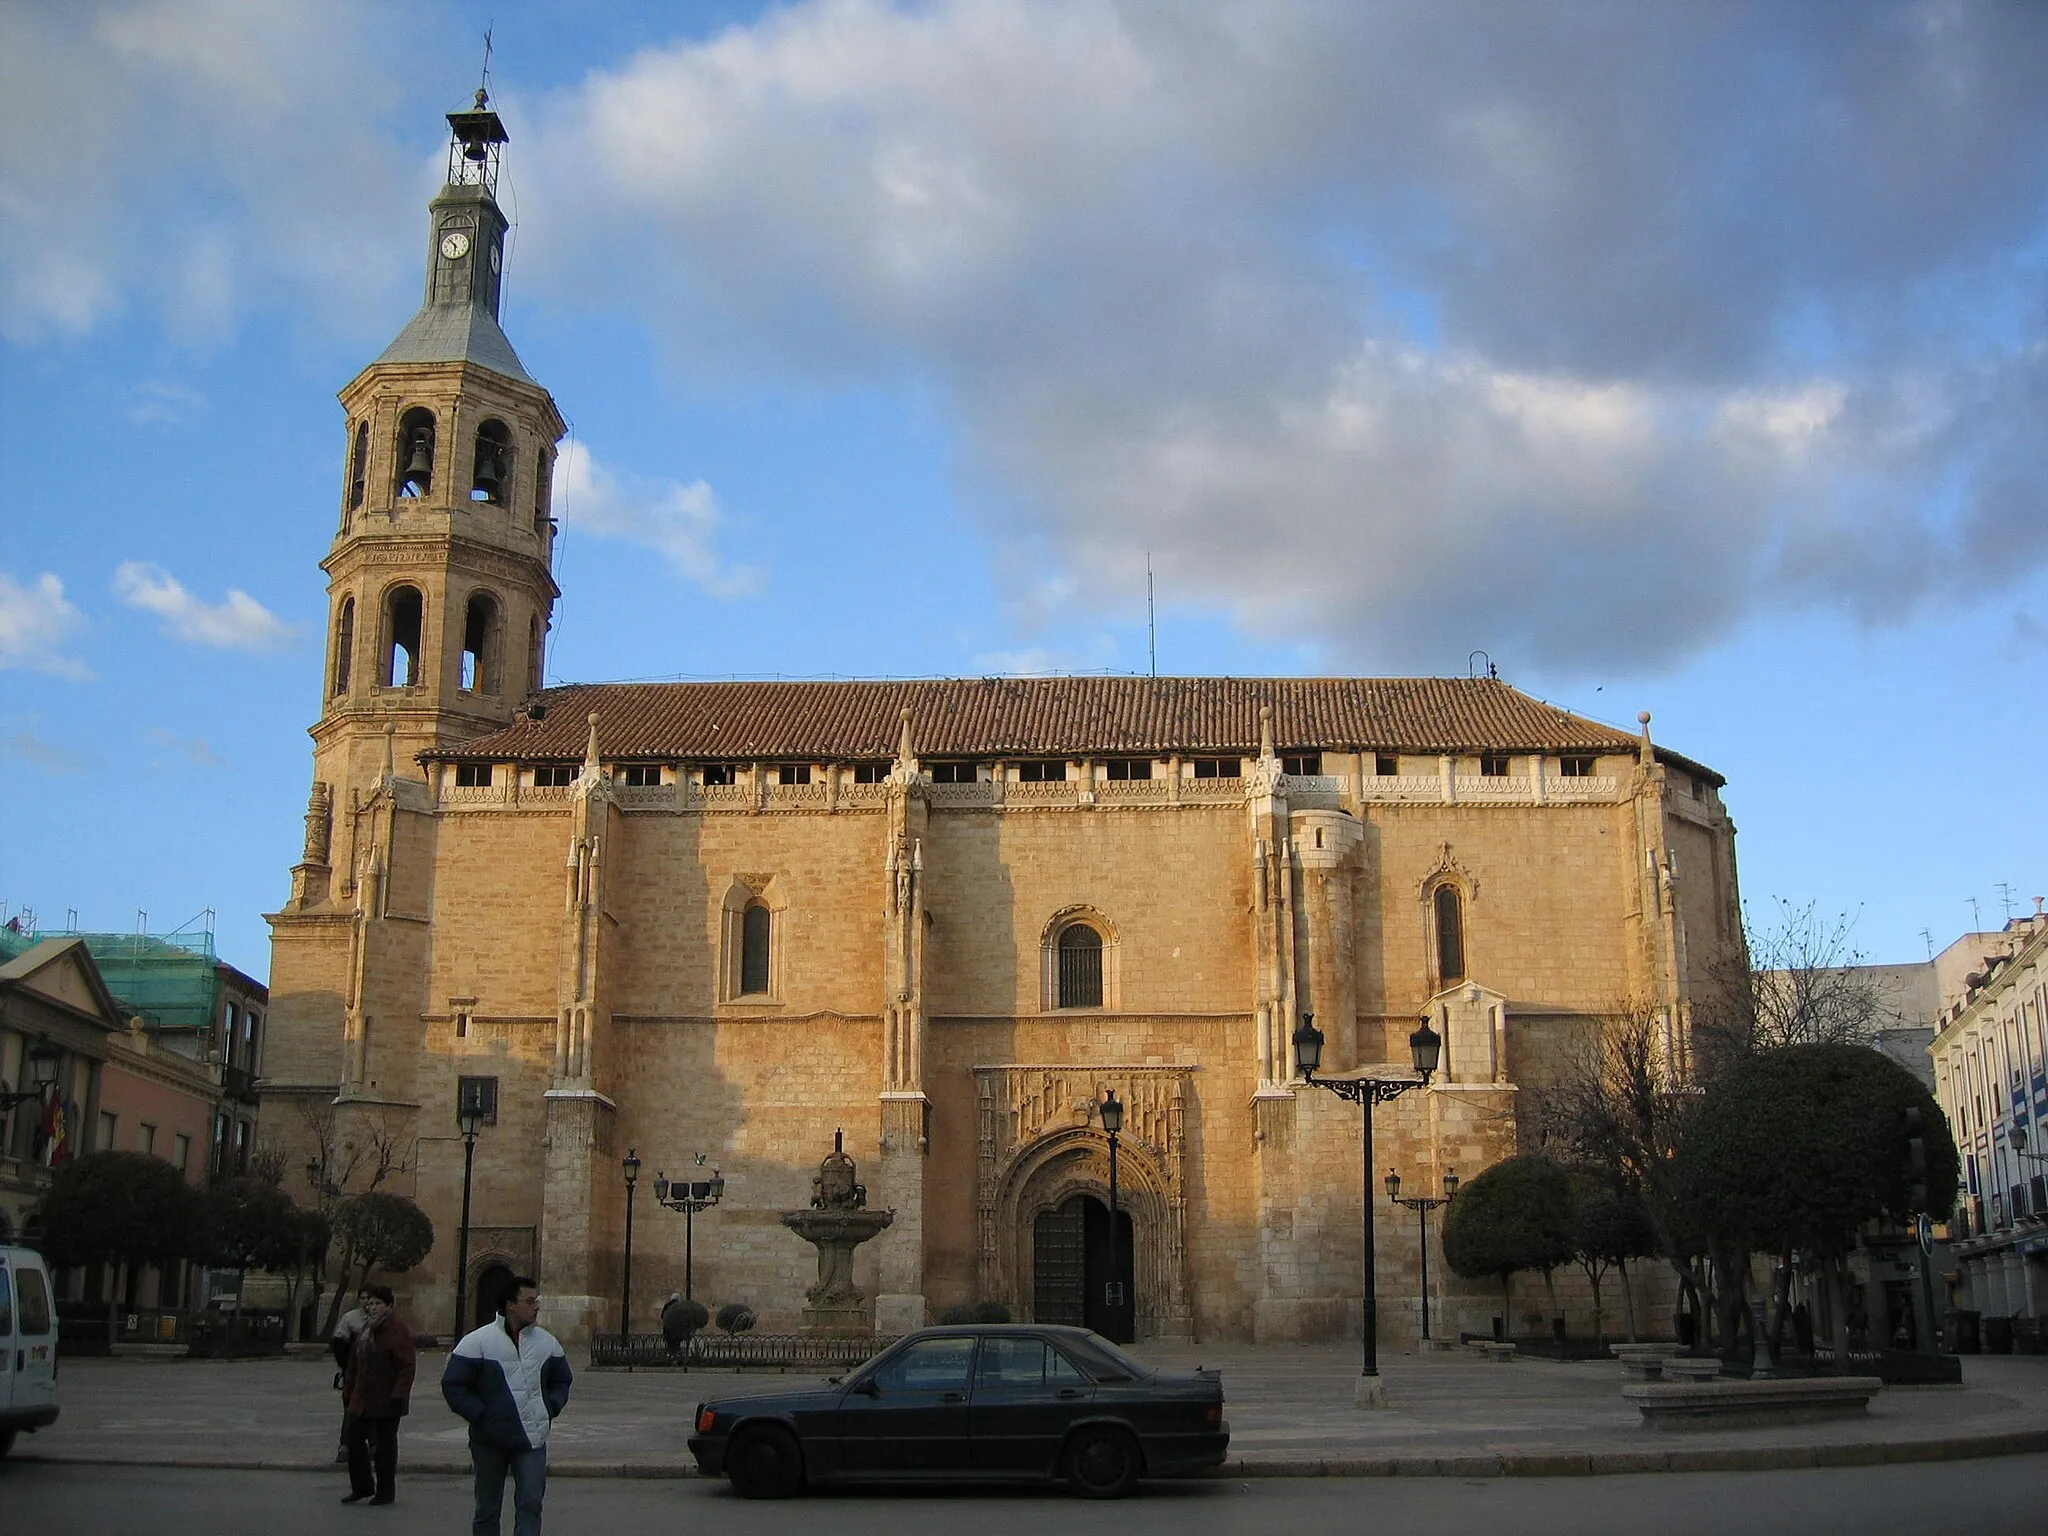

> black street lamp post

[
  {"left": 0, "top": 1034, "right": 61, "bottom": 1111},
  {"left": 452, "top": 1092, "right": 486, "bottom": 1346},
  {"left": 1101, "top": 1088, "right": 1127, "bottom": 1342},
  {"left": 1293, "top": 1010, "right": 1440, "bottom": 1403},
  {"left": 1384, "top": 1167, "right": 1458, "bottom": 1341},
  {"left": 620, "top": 1148, "right": 640, "bottom": 1338},
  {"left": 653, "top": 1157, "right": 726, "bottom": 1301}
]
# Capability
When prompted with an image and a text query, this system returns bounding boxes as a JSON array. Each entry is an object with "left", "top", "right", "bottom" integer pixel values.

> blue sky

[{"left": 4, "top": 1, "right": 2046, "bottom": 978}]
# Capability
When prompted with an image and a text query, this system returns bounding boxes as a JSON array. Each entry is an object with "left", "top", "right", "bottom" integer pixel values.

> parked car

[
  {"left": 1, "top": 1244, "right": 61, "bottom": 1457},
  {"left": 688, "top": 1323, "right": 1227, "bottom": 1499}
]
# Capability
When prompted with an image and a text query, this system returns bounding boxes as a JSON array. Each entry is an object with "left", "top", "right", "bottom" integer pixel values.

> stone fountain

[{"left": 781, "top": 1130, "right": 895, "bottom": 1334}]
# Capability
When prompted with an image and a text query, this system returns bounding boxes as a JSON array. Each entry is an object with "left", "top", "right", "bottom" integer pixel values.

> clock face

[
  {"left": 441, "top": 230, "right": 472, "bottom": 261},
  {"left": 489, "top": 241, "right": 501, "bottom": 274}
]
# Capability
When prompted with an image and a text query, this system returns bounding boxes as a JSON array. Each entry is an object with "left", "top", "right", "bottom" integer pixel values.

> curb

[{"left": 19, "top": 1428, "right": 2048, "bottom": 1481}]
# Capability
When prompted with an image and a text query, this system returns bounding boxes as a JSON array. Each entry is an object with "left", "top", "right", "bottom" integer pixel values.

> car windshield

[{"left": 1060, "top": 1332, "right": 1152, "bottom": 1383}]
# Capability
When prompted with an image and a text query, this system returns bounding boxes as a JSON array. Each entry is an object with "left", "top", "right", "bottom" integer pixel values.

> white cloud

[
  {"left": 0, "top": 0, "right": 433, "bottom": 343},
  {"left": 113, "top": 561, "right": 292, "bottom": 650},
  {"left": 128, "top": 380, "right": 209, "bottom": 424},
  {"left": 11, "top": 2, "right": 2047, "bottom": 674},
  {"left": 552, "top": 442, "right": 764, "bottom": 599},
  {"left": 0, "top": 571, "right": 90, "bottom": 679},
  {"left": 2, "top": 724, "right": 90, "bottom": 774},
  {"left": 146, "top": 728, "right": 222, "bottom": 771},
  {"left": 514, "top": 0, "right": 2048, "bottom": 673}
]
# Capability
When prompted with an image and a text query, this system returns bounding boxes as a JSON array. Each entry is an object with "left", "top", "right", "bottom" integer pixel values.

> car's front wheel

[
  {"left": 1064, "top": 1425, "right": 1141, "bottom": 1499},
  {"left": 726, "top": 1424, "right": 804, "bottom": 1499}
]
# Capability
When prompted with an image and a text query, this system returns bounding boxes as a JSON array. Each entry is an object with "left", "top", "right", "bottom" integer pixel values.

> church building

[{"left": 261, "top": 98, "right": 1744, "bottom": 1346}]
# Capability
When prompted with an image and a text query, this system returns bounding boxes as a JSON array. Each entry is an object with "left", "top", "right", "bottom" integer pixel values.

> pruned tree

[
  {"left": 1694, "top": 899, "right": 1901, "bottom": 1075},
  {"left": 1537, "top": 1001, "right": 1708, "bottom": 1338},
  {"left": 1568, "top": 1175, "right": 1659, "bottom": 1344},
  {"left": 1441, "top": 1154, "right": 1576, "bottom": 1337},
  {"left": 34, "top": 1150, "right": 203, "bottom": 1346},
  {"left": 198, "top": 1175, "right": 298, "bottom": 1321},
  {"left": 299, "top": 1100, "right": 416, "bottom": 1202},
  {"left": 303, "top": 1102, "right": 420, "bottom": 1333},
  {"left": 329, "top": 1191, "right": 435, "bottom": 1307},
  {"left": 273, "top": 1205, "right": 332, "bottom": 1342},
  {"left": 1670, "top": 1043, "right": 1959, "bottom": 1369}
]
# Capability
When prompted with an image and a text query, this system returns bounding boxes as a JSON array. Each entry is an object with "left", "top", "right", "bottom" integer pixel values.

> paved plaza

[{"left": 16, "top": 1341, "right": 2048, "bottom": 1479}]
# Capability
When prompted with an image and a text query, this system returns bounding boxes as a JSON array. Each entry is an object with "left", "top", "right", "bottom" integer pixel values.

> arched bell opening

[
  {"left": 383, "top": 585, "right": 424, "bottom": 688},
  {"left": 472, "top": 419, "right": 513, "bottom": 503},
  {"left": 346, "top": 421, "right": 369, "bottom": 511},
  {"left": 460, "top": 591, "right": 501, "bottom": 695},
  {"left": 330, "top": 596, "right": 355, "bottom": 698},
  {"left": 396, "top": 407, "right": 436, "bottom": 499},
  {"left": 532, "top": 446, "right": 553, "bottom": 534}
]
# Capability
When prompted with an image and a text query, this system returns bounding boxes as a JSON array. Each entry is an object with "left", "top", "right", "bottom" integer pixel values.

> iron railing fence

[{"left": 590, "top": 1331, "right": 899, "bottom": 1371}]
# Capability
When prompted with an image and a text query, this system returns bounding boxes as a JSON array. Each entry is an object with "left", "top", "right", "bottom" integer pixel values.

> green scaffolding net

[{"left": 0, "top": 923, "right": 221, "bottom": 1033}]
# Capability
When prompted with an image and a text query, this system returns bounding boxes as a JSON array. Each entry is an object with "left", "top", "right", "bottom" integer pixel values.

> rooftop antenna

[
  {"left": 1146, "top": 553, "right": 1156, "bottom": 678},
  {"left": 1919, "top": 928, "right": 1934, "bottom": 962},
  {"left": 1995, "top": 881, "right": 2016, "bottom": 922},
  {"left": 1967, "top": 896, "right": 1981, "bottom": 933}
]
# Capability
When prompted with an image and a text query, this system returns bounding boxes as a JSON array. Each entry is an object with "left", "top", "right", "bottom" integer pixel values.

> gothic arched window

[
  {"left": 383, "top": 585, "right": 423, "bottom": 688},
  {"left": 396, "top": 407, "right": 436, "bottom": 498},
  {"left": 1057, "top": 924, "right": 1105, "bottom": 1009},
  {"left": 1434, "top": 884, "right": 1466, "bottom": 986},
  {"left": 740, "top": 903, "right": 772, "bottom": 996},
  {"left": 331, "top": 597, "right": 354, "bottom": 697}
]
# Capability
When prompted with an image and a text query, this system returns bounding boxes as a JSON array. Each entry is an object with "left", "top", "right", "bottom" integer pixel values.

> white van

[{"left": 0, "top": 1243, "right": 60, "bottom": 1457}]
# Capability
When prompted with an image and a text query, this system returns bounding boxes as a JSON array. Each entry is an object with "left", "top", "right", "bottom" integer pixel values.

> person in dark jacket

[
  {"left": 442, "top": 1276, "right": 573, "bottom": 1536},
  {"left": 341, "top": 1284, "right": 416, "bottom": 1505},
  {"left": 330, "top": 1287, "right": 373, "bottom": 1465},
  {"left": 658, "top": 1291, "right": 687, "bottom": 1358}
]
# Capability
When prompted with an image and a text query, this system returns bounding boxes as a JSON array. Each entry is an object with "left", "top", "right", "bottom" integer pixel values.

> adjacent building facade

[
  {"left": 260, "top": 99, "right": 1746, "bottom": 1345},
  {"left": 1930, "top": 906, "right": 2048, "bottom": 1324}
]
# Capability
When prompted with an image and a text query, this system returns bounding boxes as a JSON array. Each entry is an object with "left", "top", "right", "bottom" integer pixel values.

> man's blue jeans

[{"left": 471, "top": 1441, "right": 548, "bottom": 1536}]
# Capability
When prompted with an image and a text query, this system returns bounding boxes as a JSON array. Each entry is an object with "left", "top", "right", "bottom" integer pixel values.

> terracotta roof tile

[{"left": 432, "top": 676, "right": 1705, "bottom": 775}]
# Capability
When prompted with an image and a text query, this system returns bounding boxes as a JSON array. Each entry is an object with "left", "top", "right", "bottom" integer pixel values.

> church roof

[
  {"left": 373, "top": 301, "right": 535, "bottom": 385},
  {"left": 436, "top": 676, "right": 1715, "bottom": 778}
]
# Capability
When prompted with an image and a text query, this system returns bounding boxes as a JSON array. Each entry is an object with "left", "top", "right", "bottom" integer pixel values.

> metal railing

[{"left": 590, "top": 1331, "right": 897, "bottom": 1370}]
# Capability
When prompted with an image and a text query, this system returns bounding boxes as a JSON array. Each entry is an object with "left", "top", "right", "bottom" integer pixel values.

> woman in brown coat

[{"left": 341, "top": 1284, "right": 417, "bottom": 1505}]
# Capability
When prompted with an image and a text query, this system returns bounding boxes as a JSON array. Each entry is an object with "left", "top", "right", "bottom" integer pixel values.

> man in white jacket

[{"left": 441, "top": 1278, "right": 573, "bottom": 1536}]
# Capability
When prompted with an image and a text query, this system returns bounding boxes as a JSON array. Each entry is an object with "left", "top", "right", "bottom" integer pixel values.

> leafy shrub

[
  {"left": 714, "top": 1302, "right": 757, "bottom": 1335},
  {"left": 1441, "top": 1154, "right": 1576, "bottom": 1322},
  {"left": 661, "top": 1295, "right": 709, "bottom": 1343}
]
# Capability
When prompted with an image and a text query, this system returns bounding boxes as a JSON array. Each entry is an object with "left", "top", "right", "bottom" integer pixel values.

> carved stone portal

[{"left": 974, "top": 1064, "right": 1195, "bottom": 1340}]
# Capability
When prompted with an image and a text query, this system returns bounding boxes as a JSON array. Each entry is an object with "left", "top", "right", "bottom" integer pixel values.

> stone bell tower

[{"left": 287, "top": 89, "right": 566, "bottom": 911}]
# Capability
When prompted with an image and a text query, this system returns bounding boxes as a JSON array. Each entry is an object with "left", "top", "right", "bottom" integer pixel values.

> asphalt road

[{"left": 3, "top": 1457, "right": 2044, "bottom": 1536}]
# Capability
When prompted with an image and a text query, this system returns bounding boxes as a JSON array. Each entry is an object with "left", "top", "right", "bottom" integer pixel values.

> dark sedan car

[{"left": 688, "top": 1324, "right": 1227, "bottom": 1499}]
